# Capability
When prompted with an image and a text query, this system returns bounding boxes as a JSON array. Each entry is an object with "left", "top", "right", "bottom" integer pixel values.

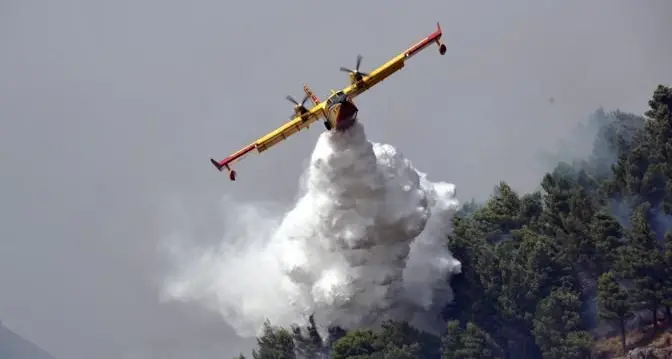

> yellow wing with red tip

[
  {"left": 209, "top": 101, "right": 326, "bottom": 180},
  {"left": 340, "top": 22, "right": 446, "bottom": 100}
]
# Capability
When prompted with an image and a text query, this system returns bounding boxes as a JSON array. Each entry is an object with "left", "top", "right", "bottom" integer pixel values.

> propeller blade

[
  {"left": 340, "top": 67, "right": 353, "bottom": 73},
  {"left": 301, "top": 94, "right": 309, "bottom": 106},
  {"left": 356, "top": 54, "right": 362, "bottom": 71},
  {"left": 286, "top": 95, "right": 298, "bottom": 105}
]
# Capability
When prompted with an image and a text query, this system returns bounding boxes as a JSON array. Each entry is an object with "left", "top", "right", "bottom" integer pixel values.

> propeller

[
  {"left": 340, "top": 54, "right": 369, "bottom": 81},
  {"left": 286, "top": 94, "right": 310, "bottom": 119}
]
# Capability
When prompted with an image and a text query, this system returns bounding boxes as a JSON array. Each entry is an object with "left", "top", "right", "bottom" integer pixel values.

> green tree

[
  {"left": 519, "top": 191, "right": 544, "bottom": 229},
  {"left": 532, "top": 289, "right": 592, "bottom": 359},
  {"left": 441, "top": 321, "right": 501, "bottom": 359},
  {"left": 623, "top": 203, "right": 665, "bottom": 331},
  {"left": 588, "top": 210, "right": 623, "bottom": 273},
  {"left": 608, "top": 85, "right": 672, "bottom": 209},
  {"left": 378, "top": 321, "right": 440, "bottom": 359},
  {"left": 473, "top": 182, "right": 523, "bottom": 241},
  {"left": 496, "top": 227, "right": 575, "bottom": 334},
  {"left": 590, "top": 109, "right": 646, "bottom": 180},
  {"left": 441, "top": 320, "right": 462, "bottom": 359},
  {"left": 446, "top": 211, "right": 501, "bottom": 331},
  {"left": 539, "top": 165, "right": 575, "bottom": 236},
  {"left": 329, "top": 321, "right": 439, "bottom": 359},
  {"left": 326, "top": 325, "right": 348, "bottom": 347},
  {"left": 252, "top": 321, "right": 296, "bottom": 359},
  {"left": 662, "top": 232, "right": 672, "bottom": 322},
  {"left": 456, "top": 322, "right": 501, "bottom": 359},
  {"left": 643, "top": 85, "right": 672, "bottom": 197},
  {"left": 596, "top": 271, "right": 632, "bottom": 353},
  {"left": 331, "top": 329, "right": 382, "bottom": 359}
]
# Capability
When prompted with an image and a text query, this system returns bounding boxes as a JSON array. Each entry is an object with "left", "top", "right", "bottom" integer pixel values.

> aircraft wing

[
  {"left": 343, "top": 22, "right": 445, "bottom": 100},
  {"left": 210, "top": 102, "right": 326, "bottom": 179},
  {"left": 255, "top": 101, "right": 326, "bottom": 152},
  {"left": 341, "top": 54, "right": 406, "bottom": 99}
]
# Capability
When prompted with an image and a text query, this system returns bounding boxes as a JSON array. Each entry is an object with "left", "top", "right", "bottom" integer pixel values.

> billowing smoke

[{"left": 161, "top": 121, "right": 462, "bottom": 338}]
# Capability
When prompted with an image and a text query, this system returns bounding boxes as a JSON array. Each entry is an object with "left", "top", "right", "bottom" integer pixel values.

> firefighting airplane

[{"left": 210, "top": 22, "right": 447, "bottom": 181}]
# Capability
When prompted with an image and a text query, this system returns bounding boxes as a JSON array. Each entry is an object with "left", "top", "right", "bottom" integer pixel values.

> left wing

[
  {"left": 210, "top": 101, "right": 326, "bottom": 180},
  {"left": 255, "top": 101, "right": 326, "bottom": 152},
  {"left": 343, "top": 22, "right": 446, "bottom": 100}
]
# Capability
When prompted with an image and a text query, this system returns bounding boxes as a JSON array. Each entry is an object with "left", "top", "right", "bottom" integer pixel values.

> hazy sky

[{"left": 1, "top": 1, "right": 671, "bottom": 358}]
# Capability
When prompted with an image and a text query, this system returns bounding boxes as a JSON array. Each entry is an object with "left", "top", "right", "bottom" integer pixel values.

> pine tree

[
  {"left": 252, "top": 321, "right": 296, "bottom": 359},
  {"left": 597, "top": 271, "right": 633, "bottom": 353},
  {"left": 442, "top": 321, "right": 501, "bottom": 359},
  {"left": 532, "top": 289, "right": 592, "bottom": 359},
  {"left": 441, "top": 321, "right": 462, "bottom": 359},
  {"left": 455, "top": 322, "right": 501, "bottom": 359},
  {"left": 662, "top": 232, "right": 672, "bottom": 322},
  {"left": 588, "top": 210, "right": 623, "bottom": 273},
  {"left": 624, "top": 203, "right": 664, "bottom": 331}
]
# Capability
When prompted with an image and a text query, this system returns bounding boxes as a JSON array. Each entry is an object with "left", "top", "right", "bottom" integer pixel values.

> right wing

[
  {"left": 343, "top": 22, "right": 445, "bottom": 100},
  {"left": 341, "top": 53, "right": 406, "bottom": 100}
]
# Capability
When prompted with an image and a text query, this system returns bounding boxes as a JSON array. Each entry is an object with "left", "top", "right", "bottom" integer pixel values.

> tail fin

[{"left": 303, "top": 84, "right": 321, "bottom": 106}]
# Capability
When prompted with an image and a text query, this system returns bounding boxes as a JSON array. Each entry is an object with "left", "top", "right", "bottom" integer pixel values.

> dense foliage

[{"left": 235, "top": 85, "right": 672, "bottom": 359}]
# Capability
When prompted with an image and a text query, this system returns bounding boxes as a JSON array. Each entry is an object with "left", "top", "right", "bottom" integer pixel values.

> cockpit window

[{"left": 327, "top": 91, "right": 346, "bottom": 106}]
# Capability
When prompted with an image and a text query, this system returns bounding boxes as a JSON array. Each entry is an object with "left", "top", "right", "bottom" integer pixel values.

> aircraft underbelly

[{"left": 328, "top": 102, "right": 358, "bottom": 131}]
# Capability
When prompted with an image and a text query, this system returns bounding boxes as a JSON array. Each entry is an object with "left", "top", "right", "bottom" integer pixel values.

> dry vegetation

[{"left": 595, "top": 319, "right": 672, "bottom": 359}]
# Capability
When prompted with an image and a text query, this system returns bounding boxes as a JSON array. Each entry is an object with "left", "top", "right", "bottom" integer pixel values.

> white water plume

[{"left": 161, "top": 120, "right": 462, "bottom": 338}]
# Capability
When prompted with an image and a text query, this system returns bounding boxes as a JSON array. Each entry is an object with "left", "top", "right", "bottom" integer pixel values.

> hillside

[
  {"left": 0, "top": 322, "right": 59, "bottom": 359},
  {"left": 595, "top": 320, "right": 671, "bottom": 358}
]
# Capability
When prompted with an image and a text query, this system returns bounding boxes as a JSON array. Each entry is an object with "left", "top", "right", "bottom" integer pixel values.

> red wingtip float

[
  {"left": 209, "top": 142, "right": 259, "bottom": 180},
  {"left": 210, "top": 22, "right": 447, "bottom": 181},
  {"left": 210, "top": 158, "right": 237, "bottom": 181}
]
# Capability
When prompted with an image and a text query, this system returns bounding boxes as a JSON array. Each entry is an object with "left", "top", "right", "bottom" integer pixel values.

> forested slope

[{"left": 235, "top": 84, "right": 672, "bottom": 359}]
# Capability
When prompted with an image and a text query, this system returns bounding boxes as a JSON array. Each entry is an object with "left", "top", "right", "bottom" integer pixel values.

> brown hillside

[{"left": 594, "top": 319, "right": 672, "bottom": 359}]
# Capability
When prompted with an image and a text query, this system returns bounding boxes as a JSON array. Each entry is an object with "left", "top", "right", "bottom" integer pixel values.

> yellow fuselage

[{"left": 324, "top": 95, "right": 359, "bottom": 131}]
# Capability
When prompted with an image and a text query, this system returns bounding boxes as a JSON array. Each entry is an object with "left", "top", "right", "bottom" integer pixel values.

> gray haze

[{"left": 1, "top": 0, "right": 670, "bottom": 358}]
